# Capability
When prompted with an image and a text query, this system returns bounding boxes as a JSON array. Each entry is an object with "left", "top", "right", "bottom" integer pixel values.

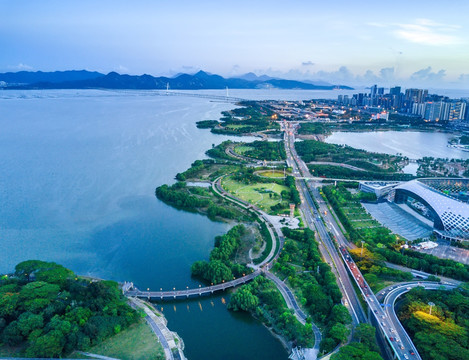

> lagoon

[{"left": 325, "top": 130, "right": 469, "bottom": 160}]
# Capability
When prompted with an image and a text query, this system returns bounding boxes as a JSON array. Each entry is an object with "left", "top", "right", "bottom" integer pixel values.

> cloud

[
  {"left": 367, "top": 22, "right": 386, "bottom": 28},
  {"left": 410, "top": 67, "right": 446, "bottom": 82},
  {"left": 458, "top": 74, "right": 469, "bottom": 83},
  {"left": 315, "top": 66, "right": 354, "bottom": 83},
  {"left": 393, "top": 18, "right": 463, "bottom": 46},
  {"left": 301, "top": 61, "right": 315, "bottom": 66},
  {"left": 8, "top": 63, "right": 33, "bottom": 71},
  {"left": 379, "top": 67, "right": 395, "bottom": 81}
]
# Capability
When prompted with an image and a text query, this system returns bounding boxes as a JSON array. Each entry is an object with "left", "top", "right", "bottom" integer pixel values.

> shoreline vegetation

[
  {"left": 0, "top": 260, "right": 159, "bottom": 359},
  {"left": 154, "top": 98, "right": 467, "bottom": 358},
  {"left": 154, "top": 99, "right": 439, "bottom": 357}
]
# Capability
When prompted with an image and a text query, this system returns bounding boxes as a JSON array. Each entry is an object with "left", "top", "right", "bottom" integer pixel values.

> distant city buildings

[{"left": 337, "top": 85, "right": 468, "bottom": 123}]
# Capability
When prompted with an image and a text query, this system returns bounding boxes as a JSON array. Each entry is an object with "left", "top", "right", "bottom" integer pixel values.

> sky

[{"left": 1, "top": 0, "right": 469, "bottom": 89}]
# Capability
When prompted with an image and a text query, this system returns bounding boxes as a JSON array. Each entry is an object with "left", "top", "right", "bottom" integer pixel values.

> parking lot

[{"left": 416, "top": 240, "right": 469, "bottom": 265}]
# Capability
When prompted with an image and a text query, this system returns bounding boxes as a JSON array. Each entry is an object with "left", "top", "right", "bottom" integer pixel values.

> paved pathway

[
  {"left": 76, "top": 352, "right": 120, "bottom": 360},
  {"left": 128, "top": 297, "right": 186, "bottom": 360},
  {"left": 265, "top": 271, "right": 321, "bottom": 359}
]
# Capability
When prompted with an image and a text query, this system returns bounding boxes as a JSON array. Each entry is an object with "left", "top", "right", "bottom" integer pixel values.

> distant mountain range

[{"left": 0, "top": 70, "right": 353, "bottom": 90}]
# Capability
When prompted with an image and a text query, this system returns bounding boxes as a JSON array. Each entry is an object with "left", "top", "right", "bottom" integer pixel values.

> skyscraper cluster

[{"left": 338, "top": 86, "right": 468, "bottom": 122}]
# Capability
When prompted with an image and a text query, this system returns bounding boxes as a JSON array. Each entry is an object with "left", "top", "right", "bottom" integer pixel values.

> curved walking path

[
  {"left": 212, "top": 175, "right": 322, "bottom": 357},
  {"left": 265, "top": 271, "right": 322, "bottom": 357},
  {"left": 128, "top": 297, "right": 186, "bottom": 360},
  {"left": 212, "top": 176, "right": 281, "bottom": 267},
  {"left": 307, "top": 161, "right": 367, "bottom": 172}
]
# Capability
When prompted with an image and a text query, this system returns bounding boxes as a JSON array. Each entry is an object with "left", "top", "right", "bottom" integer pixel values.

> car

[
  {"left": 404, "top": 355, "right": 409, "bottom": 360},
  {"left": 401, "top": 346, "right": 405, "bottom": 350},
  {"left": 409, "top": 350, "right": 415, "bottom": 355},
  {"left": 391, "top": 328, "right": 395, "bottom": 332},
  {"left": 390, "top": 337, "right": 394, "bottom": 341}
]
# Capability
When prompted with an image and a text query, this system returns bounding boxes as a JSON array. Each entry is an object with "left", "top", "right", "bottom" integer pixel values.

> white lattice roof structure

[{"left": 394, "top": 178, "right": 469, "bottom": 241}]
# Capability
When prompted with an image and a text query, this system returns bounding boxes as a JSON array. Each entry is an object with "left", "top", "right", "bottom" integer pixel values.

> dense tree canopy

[
  {"left": 0, "top": 261, "right": 139, "bottom": 357},
  {"left": 191, "top": 225, "right": 251, "bottom": 284},
  {"left": 398, "top": 286, "right": 469, "bottom": 360}
]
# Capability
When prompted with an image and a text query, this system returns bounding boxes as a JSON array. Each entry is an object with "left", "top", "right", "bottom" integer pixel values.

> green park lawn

[
  {"left": 256, "top": 170, "right": 287, "bottom": 178},
  {"left": 222, "top": 176, "right": 290, "bottom": 211},
  {"left": 234, "top": 144, "right": 254, "bottom": 155},
  {"left": 226, "top": 124, "right": 250, "bottom": 130},
  {"left": 70, "top": 320, "right": 165, "bottom": 360}
]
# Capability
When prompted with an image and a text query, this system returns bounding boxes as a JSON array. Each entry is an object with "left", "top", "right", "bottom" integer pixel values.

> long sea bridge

[{"left": 156, "top": 90, "right": 246, "bottom": 103}]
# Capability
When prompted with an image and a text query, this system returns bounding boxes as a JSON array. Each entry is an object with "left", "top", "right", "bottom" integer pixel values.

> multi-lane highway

[
  {"left": 282, "top": 122, "right": 367, "bottom": 325},
  {"left": 281, "top": 121, "right": 430, "bottom": 360}
]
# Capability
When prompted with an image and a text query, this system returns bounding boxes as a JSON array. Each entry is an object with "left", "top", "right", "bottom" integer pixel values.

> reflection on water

[
  {"left": 326, "top": 131, "right": 469, "bottom": 160},
  {"left": 158, "top": 294, "right": 287, "bottom": 360}
]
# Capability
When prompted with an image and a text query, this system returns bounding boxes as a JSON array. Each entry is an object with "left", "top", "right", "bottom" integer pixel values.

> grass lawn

[
  {"left": 222, "top": 176, "right": 290, "bottom": 211},
  {"left": 234, "top": 145, "right": 254, "bottom": 155},
  {"left": 70, "top": 320, "right": 165, "bottom": 360},
  {"left": 226, "top": 124, "right": 250, "bottom": 130},
  {"left": 256, "top": 170, "right": 287, "bottom": 178}
]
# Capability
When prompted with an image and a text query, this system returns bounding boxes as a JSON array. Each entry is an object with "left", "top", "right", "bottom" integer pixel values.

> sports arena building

[{"left": 391, "top": 178, "right": 469, "bottom": 241}]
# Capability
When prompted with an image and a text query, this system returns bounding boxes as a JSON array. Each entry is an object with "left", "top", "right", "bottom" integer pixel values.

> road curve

[
  {"left": 265, "top": 271, "right": 322, "bottom": 353},
  {"left": 377, "top": 281, "right": 457, "bottom": 360}
]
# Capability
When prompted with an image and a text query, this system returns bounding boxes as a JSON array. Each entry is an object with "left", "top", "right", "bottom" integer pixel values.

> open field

[
  {"left": 222, "top": 176, "right": 290, "bottom": 211},
  {"left": 234, "top": 144, "right": 254, "bottom": 155},
  {"left": 70, "top": 320, "right": 165, "bottom": 360},
  {"left": 225, "top": 124, "right": 251, "bottom": 130},
  {"left": 256, "top": 170, "right": 287, "bottom": 178}
]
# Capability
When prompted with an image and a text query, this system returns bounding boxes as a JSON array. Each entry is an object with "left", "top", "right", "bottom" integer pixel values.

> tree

[
  {"left": 228, "top": 286, "right": 259, "bottom": 312},
  {"left": 17, "top": 312, "right": 44, "bottom": 337},
  {"left": 25, "top": 330, "right": 65, "bottom": 358},
  {"left": 15, "top": 260, "right": 74, "bottom": 285},
  {"left": 331, "top": 304, "right": 352, "bottom": 325},
  {"left": 2, "top": 320, "right": 23, "bottom": 346},
  {"left": 206, "top": 260, "right": 233, "bottom": 284},
  {"left": 0, "top": 292, "right": 19, "bottom": 318},
  {"left": 331, "top": 342, "right": 383, "bottom": 360},
  {"left": 354, "top": 323, "right": 377, "bottom": 350},
  {"left": 329, "top": 323, "right": 350, "bottom": 344}
]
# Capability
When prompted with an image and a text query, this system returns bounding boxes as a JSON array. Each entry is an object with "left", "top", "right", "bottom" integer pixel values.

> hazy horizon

[{"left": 1, "top": 0, "right": 469, "bottom": 89}]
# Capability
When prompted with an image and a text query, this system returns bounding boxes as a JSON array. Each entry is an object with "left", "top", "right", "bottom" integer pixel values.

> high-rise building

[
  {"left": 389, "top": 86, "right": 401, "bottom": 96},
  {"left": 424, "top": 102, "right": 442, "bottom": 121},
  {"left": 448, "top": 101, "right": 467, "bottom": 121}
]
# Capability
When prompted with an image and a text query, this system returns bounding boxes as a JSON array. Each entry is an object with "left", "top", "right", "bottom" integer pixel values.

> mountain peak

[{"left": 194, "top": 70, "right": 210, "bottom": 78}]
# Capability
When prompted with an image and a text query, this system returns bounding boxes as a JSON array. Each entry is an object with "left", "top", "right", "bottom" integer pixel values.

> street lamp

[{"left": 428, "top": 302, "right": 435, "bottom": 316}]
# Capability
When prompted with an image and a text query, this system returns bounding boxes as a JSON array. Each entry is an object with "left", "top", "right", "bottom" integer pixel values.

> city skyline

[{"left": 1, "top": 0, "right": 469, "bottom": 89}]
